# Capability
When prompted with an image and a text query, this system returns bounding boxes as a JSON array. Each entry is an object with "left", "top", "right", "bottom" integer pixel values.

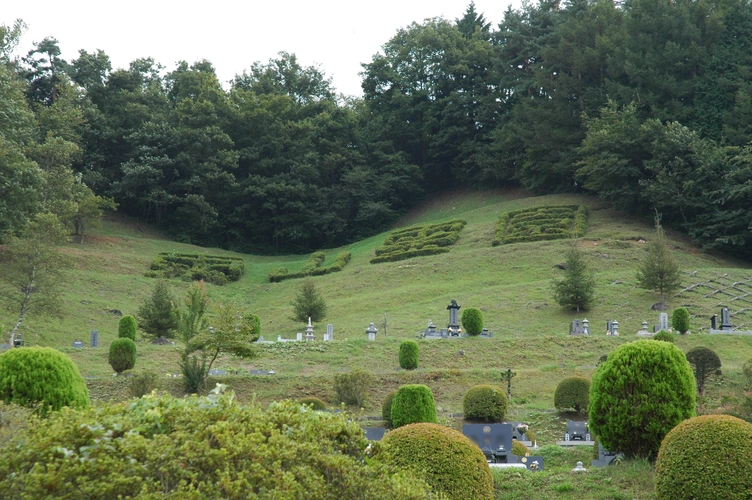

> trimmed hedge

[
  {"left": 463, "top": 385, "right": 508, "bottom": 422},
  {"left": 493, "top": 205, "right": 588, "bottom": 246},
  {"left": 589, "top": 340, "right": 696, "bottom": 459},
  {"left": 380, "top": 423, "right": 494, "bottom": 500},
  {"left": 653, "top": 330, "right": 674, "bottom": 343},
  {"left": 118, "top": 315, "right": 137, "bottom": 341},
  {"left": 299, "top": 396, "right": 327, "bottom": 411},
  {"left": 146, "top": 252, "right": 245, "bottom": 285},
  {"left": 391, "top": 384, "right": 437, "bottom": 428},
  {"left": 461, "top": 307, "right": 484, "bottom": 336},
  {"left": 399, "top": 340, "right": 419, "bottom": 370},
  {"left": 655, "top": 415, "right": 752, "bottom": 500},
  {"left": 269, "top": 251, "right": 351, "bottom": 282},
  {"left": 671, "top": 307, "right": 690, "bottom": 334},
  {"left": 512, "top": 440, "right": 530, "bottom": 457},
  {"left": 554, "top": 376, "right": 590, "bottom": 414},
  {"left": 371, "top": 220, "right": 466, "bottom": 264},
  {"left": 109, "top": 338, "right": 137, "bottom": 374},
  {"left": 381, "top": 390, "right": 398, "bottom": 427},
  {"left": 0, "top": 347, "right": 89, "bottom": 416}
]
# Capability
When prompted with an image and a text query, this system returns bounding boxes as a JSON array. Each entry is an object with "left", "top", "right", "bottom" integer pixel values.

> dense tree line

[{"left": 4, "top": 0, "right": 752, "bottom": 256}]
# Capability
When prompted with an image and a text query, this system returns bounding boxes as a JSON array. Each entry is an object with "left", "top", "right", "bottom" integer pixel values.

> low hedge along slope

[
  {"left": 269, "top": 251, "right": 351, "bottom": 282},
  {"left": 371, "top": 219, "right": 466, "bottom": 264},
  {"left": 380, "top": 423, "right": 494, "bottom": 500},
  {"left": 463, "top": 385, "right": 508, "bottom": 422},
  {"left": 655, "top": 415, "right": 752, "bottom": 500},
  {"left": 146, "top": 252, "right": 245, "bottom": 285},
  {"left": 493, "top": 205, "right": 587, "bottom": 246}
]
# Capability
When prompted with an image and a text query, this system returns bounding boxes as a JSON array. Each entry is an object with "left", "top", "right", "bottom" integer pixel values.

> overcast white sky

[{"left": 4, "top": 0, "right": 521, "bottom": 97}]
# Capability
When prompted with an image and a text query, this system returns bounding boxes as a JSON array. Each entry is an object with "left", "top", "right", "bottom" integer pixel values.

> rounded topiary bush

[
  {"left": 671, "top": 307, "right": 690, "bottom": 334},
  {"left": 382, "top": 390, "right": 397, "bottom": 427},
  {"left": 299, "top": 396, "right": 327, "bottom": 411},
  {"left": 554, "top": 376, "right": 590, "bottom": 414},
  {"left": 381, "top": 423, "right": 493, "bottom": 500},
  {"left": 655, "top": 415, "right": 752, "bottom": 500},
  {"left": 463, "top": 385, "right": 508, "bottom": 422},
  {"left": 589, "top": 340, "right": 696, "bottom": 459},
  {"left": 109, "top": 338, "right": 137, "bottom": 374},
  {"left": 512, "top": 440, "right": 530, "bottom": 457},
  {"left": 461, "top": 307, "right": 484, "bottom": 336},
  {"left": 391, "top": 384, "right": 437, "bottom": 428},
  {"left": 653, "top": 330, "right": 674, "bottom": 343},
  {"left": 0, "top": 346, "right": 89, "bottom": 416},
  {"left": 398, "top": 340, "right": 419, "bottom": 370},
  {"left": 118, "top": 315, "right": 137, "bottom": 340}
]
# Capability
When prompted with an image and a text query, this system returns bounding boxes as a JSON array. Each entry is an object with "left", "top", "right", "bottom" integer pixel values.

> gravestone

[
  {"left": 90, "top": 330, "right": 99, "bottom": 348},
  {"left": 463, "top": 423, "right": 512, "bottom": 463},
  {"left": 591, "top": 443, "right": 624, "bottom": 467},
  {"left": 364, "top": 427, "right": 386, "bottom": 441},
  {"left": 711, "top": 314, "right": 718, "bottom": 330},
  {"left": 637, "top": 320, "right": 652, "bottom": 337},
  {"left": 296, "top": 332, "right": 303, "bottom": 342},
  {"left": 565, "top": 421, "right": 591, "bottom": 441},
  {"left": 72, "top": 340, "right": 85, "bottom": 349},
  {"left": 208, "top": 369, "right": 227, "bottom": 376},
  {"left": 658, "top": 312, "right": 669, "bottom": 332},
  {"left": 507, "top": 422, "right": 533, "bottom": 446},
  {"left": 570, "top": 319, "right": 586, "bottom": 335},
  {"left": 13, "top": 335, "right": 23, "bottom": 348},
  {"left": 606, "top": 320, "right": 619, "bottom": 336},
  {"left": 327, "top": 324, "right": 333, "bottom": 341},
  {"left": 447, "top": 299, "right": 461, "bottom": 334},
  {"left": 249, "top": 369, "right": 275, "bottom": 376},
  {"left": 366, "top": 322, "right": 377, "bottom": 341},
  {"left": 512, "top": 455, "right": 544, "bottom": 471},
  {"left": 480, "top": 327, "right": 494, "bottom": 338},
  {"left": 720, "top": 307, "right": 733, "bottom": 331}
]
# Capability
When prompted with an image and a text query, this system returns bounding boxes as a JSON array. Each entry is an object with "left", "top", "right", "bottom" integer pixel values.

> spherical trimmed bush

[
  {"left": 118, "top": 315, "right": 137, "bottom": 340},
  {"left": 652, "top": 330, "right": 674, "bottom": 343},
  {"left": 398, "top": 340, "right": 419, "bottom": 370},
  {"left": 382, "top": 390, "right": 397, "bottom": 427},
  {"left": 299, "top": 396, "right": 326, "bottom": 410},
  {"left": 461, "top": 307, "right": 484, "bottom": 336},
  {"left": 554, "top": 376, "right": 590, "bottom": 414},
  {"left": 381, "top": 422, "right": 493, "bottom": 500},
  {"left": 109, "top": 338, "right": 137, "bottom": 374},
  {"left": 589, "top": 340, "right": 695, "bottom": 459},
  {"left": 391, "top": 384, "right": 437, "bottom": 428},
  {"left": 463, "top": 385, "right": 508, "bottom": 422},
  {"left": 0, "top": 346, "right": 89, "bottom": 416},
  {"left": 512, "top": 440, "right": 530, "bottom": 457},
  {"left": 655, "top": 415, "right": 752, "bottom": 500},
  {"left": 671, "top": 307, "right": 690, "bottom": 334}
]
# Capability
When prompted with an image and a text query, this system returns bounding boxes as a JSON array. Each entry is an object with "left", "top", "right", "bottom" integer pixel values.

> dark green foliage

[
  {"left": 371, "top": 220, "right": 466, "bottom": 264},
  {"left": 146, "top": 253, "right": 245, "bottom": 285},
  {"left": 398, "top": 340, "right": 419, "bottom": 370},
  {"left": 463, "top": 385, "right": 508, "bottom": 422},
  {"left": 380, "top": 422, "right": 493, "bottom": 500},
  {"left": 299, "top": 396, "right": 327, "bottom": 410},
  {"left": 246, "top": 313, "right": 261, "bottom": 337},
  {"left": 179, "top": 354, "right": 207, "bottom": 394},
  {"left": 137, "top": 280, "right": 178, "bottom": 338},
  {"left": 0, "top": 393, "right": 432, "bottom": 498},
  {"left": 655, "top": 415, "right": 752, "bottom": 500},
  {"left": 461, "top": 307, "right": 484, "bottom": 336},
  {"left": 290, "top": 279, "right": 327, "bottom": 322},
  {"left": 381, "top": 390, "right": 398, "bottom": 427},
  {"left": 589, "top": 340, "right": 696, "bottom": 459},
  {"left": 390, "top": 385, "right": 437, "bottom": 428},
  {"left": 117, "top": 315, "right": 137, "bottom": 340},
  {"left": 333, "top": 369, "right": 374, "bottom": 408},
  {"left": 269, "top": 251, "right": 351, "bottom": 282},
  {"left": 512, "top": 440, "right": 530, "bottom": 457},
  {"left": 744, "top": 359, "right": 752, "bottom": 387},
  {"left": 671, "top": 307, "right": 690, "bottom": 334},
  {"left": 554, "top": 376, "right": 591, "bottom": 414},
  {"left": 127, "top": 370, "right": 161, "bottom": 398},
  {"left": 636, "top": 221, "right": 682, "bottom": 305},
  {"left": 0, "top": 347, "right": 89, "bottom": 415},
  {"left": 108, "top": 338, "right": 136, "bottom": 374},
  {"left": 493, "top": 206, "right": 586, "bottom": 246},
  {"left": 685, "top": 346, "right": 722, "bottom": 396},
  {"left": 653, "top": 330, "right": 675, "bottom": 343},
  {"left": 551, "top": 243, "right": 596, "bottom": 312}
]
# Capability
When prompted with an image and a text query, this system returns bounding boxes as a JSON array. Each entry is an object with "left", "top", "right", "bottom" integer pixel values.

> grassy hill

[{"left": 3, "top": 189, "right": 752, "bottom": 499}]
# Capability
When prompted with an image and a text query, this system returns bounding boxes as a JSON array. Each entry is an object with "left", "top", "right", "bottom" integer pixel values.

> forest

[{"left": 2, "top": 0, "right": 752, "bottom": 257}]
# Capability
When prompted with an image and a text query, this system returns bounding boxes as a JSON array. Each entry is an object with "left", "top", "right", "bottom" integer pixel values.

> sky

[{"left": 3, "top": 0, "right": 521, "bottom": 97}]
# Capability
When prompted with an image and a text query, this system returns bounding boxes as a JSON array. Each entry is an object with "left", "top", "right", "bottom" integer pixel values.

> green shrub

[
  {"left": 589, "top": 340, "right": 695, "bottom": 459},
  {"left": 291, "top": 279, "right": 328, "bottom": 322},
  {"left": 653, "top": 330, "right": 674, "bottom": 343},
  {"left": 382, "top": 390, "right": 398, "bottom": 427},
  {"left": 299, "top": 396, "right": 327, "bottom": 411},
  {"left": 118, "top": 315, "right": 137, "bottom": 340},
  {"left": 333, "top": 369, "right": 374, "bottom": 408},
  {"left": 108, "top": 338, "right": 137, "bottom": 374},
  {"left": 246, "top": 313, "right": 261, "bottom": 337},
  {"left": 671, "top": 307, "right": 690, "bottom": 334},
  {"left": 0, "top": 347, "right": 89, "bottom": 416},
  {"left": 0, "top": 393, "right": 432, "bottom": 499},
  {"left": 138, "top": 280, "right": 178, "bottom": 338},
  {"left": 655, "top": 415, "right": 752, "bottom": 500},
  {"left": 391, "top": 385, "right": 437, "bottom": 428},
  {"left": 380, "top": 422, "right": 493, "bottom": 500},
  {"left": 399, "top": 340, "right": 419, "bottom": 370},
  {"left": 269, "top": 251, "right": 352, "bottom": 282},
  {"left": 179, "top": 354, "right": 207, "bottom": 394},
  {"left": 127, "top": 370, "right": 161, "bottom": 398},
  {"left": 744, "top": 359, "right": 752, "bottom": 387},
  {"left": 371, "top": 220, "right": 466, "bottom": 264},
  {"left": 554, "top": 376, "right": 590, "bottom": 414},
  {"left": 461, "top": 307, "right": 484, "bottom": 336},
  {"left": 685, "top": 346, "right": 722, "bottom": 396},
  {"left": 512, "top": 440, "right": 530, "bottom": 456},
  {"left": 146, "top": 253, "right": 245, "bottom": 284},
  {"left": 463, "top": 385, "right": 508, "bottom": 422}
]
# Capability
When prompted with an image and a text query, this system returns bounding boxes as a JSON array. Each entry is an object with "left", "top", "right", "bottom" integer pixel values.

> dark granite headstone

[
  {"left": 90, "top": 330, "right": 99, "bottom": 348},
  {"left": 565, "top": 421, "right": 591, "bottom": 441},
  {"left": 510, "top": 455, "right": 544, "bottom": 471},
  {"left": 591, "top": 443, "right": 623, "bottom": 467},
  {"left": 720, "top": 307, "right": 733, "bottom": 331},
  {"left": 463, "top": 423, "right": 513, "bottom": 463},
  {"left": 364, "top": 427, "right": 386, "bottom": 441},
  {"left": 72, "top": 340, "right": 85, "bottom": 349}
]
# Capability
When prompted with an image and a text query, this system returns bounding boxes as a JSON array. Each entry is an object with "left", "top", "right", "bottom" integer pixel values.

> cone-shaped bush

[
  {"left": 655, "top": 415, "right": 752, "bottom": 500},
  {"left": 463, "top": 385, "right": 508, "bottom": 422},
  {"left": 391, "top": 384, "right": 437, "bottom": 428},
  {"left": 109, "top": 338, "right": 137, "bottom": 374},
  {"left": 398, "top": 340, "right": 419, "bottom": 370},
  {"left": 461, "top": 307, "right": 484, "bottom": 336},
  {"left": 554, "top": 376, "right": 590, "bottom": 414},
  {"left": 118, "top": 315, "right": 137, "bottom": 340},
  {"left": 0, "top": 346, "right": 89, "bottom": 416},
  {"left": 671, "top": 307, "right": 690, "bottom": 334}
]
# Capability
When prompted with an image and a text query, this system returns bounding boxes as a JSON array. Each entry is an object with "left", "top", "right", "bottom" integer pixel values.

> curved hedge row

[
  {"left": 269, "top": 251, "right": 351, "bottom": 282},
  {"left": 493, "top": 205, "right": 588, "bottom": 246},
  {"left": 146, "top": 252, "right": 245, "bottom": 285},
  {"left": 371, "top": 220, "right": 466, "bottom": 264}
]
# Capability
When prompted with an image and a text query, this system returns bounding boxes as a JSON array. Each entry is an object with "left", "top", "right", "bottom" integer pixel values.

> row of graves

[
  {"left": 419, "top": 300, "right": 494, "bottom": 339},
  {"left": 256, "top": 319, "right": 382, "bottom": 343}
]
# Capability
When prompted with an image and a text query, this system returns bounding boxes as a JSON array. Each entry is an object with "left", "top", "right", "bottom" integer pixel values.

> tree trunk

[{"left": 10, "top": 266, "right": 36, "bottom": 345}]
